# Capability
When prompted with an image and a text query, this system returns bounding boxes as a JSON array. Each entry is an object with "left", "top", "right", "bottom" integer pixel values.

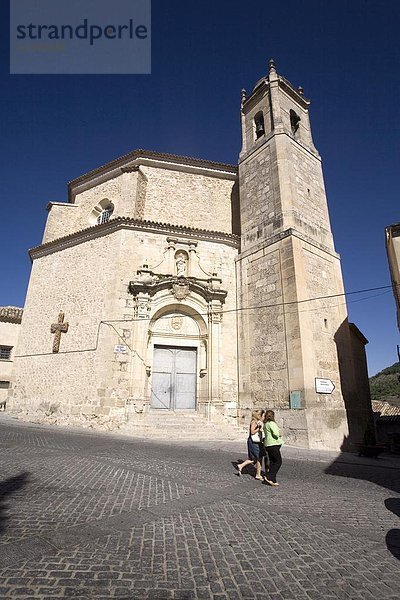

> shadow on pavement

[
  {"left": 385, "top": 498, "right": 400, "bottom": 560},
  {"left": 0, "top": 471, "right": 30, "bottom": 536},
  {"left": 324, "top": 455, "right": 400, "bottom": 494},
  {"left": 325, "top": 455, "right": 400, "bottom": 560}
]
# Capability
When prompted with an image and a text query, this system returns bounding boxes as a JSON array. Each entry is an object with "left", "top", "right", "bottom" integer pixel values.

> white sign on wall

[
  {"left": 114, "top": 345, "right": 127, "bottom": 354},
  {"left": 315, "top": 378, "right": 335, "bottom": 394}
]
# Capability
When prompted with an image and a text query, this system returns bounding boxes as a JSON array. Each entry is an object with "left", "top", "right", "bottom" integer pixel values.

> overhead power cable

[
  {"left": 103, "top": 283, "right": 396, "bottom": 324},
  {"left": 14, "top": 282, "right": 396, "bottom": 359}
]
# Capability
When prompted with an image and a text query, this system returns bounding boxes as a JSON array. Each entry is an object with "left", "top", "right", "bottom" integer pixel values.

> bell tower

[
  {"left": 239, "top": 59, "right": 334, "bottom": 252},
  {"left": 237, "top": 60, "right": 352, "bottom": 450}
]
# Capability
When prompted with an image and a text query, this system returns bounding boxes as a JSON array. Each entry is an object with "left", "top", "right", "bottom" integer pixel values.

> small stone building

[
  {"left": 0, "top": 307, "right": 23, "bottom": 404},
  {"left": 372, "top": 400, "right": 400, "bottom": 452},
  {"left": 7, "top": 61, "right": 371, "bottom": 450}
]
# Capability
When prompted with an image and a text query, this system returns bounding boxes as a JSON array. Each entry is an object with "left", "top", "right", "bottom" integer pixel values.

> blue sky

[{"left": 1, "top": 0, "right": 399, "bottom": 375}]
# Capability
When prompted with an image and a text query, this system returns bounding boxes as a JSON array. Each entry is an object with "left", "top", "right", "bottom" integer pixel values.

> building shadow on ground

[
  {"left": 325, "top": 455, "right": 400, "bottom": 560},
  {"left": 385, "top": 497, "right": 400, "bottom": 559},
  {"left": 0, "top": 471, "right": 30, "bottom": 536}
]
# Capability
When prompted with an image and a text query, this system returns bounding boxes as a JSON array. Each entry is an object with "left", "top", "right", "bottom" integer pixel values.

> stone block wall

[
  {"left": 43, "top": 175, "right": 125, "bottom": 243},
  {"left": 239, "top": 142, "right": 282, "bottom": 250},
  {"left": 237, "top": 243, "right": 288, "bottom": 408},
  {"left": 139, "top": 166, "right": 236, "bottom": 234},
  {"left": 11, "top": 231, "right": 121, "bottom": 415},
  {"left": 278, "top": 88, "right": 315, "bottom": 153},
  {"left": 238, "top": 136, "right": 334, "bottom": 254},
  {"left": 237, "top": 232, "right": 350, "bottom": 449},
  {"left": 43, "top": 161, "right": 237, "bottom": 245},
  {"left": 284, "top": 140, "right": 334, "bottom": 250},
  {"left": 11, "top": 223, "right": 239, "bottom": 424}
]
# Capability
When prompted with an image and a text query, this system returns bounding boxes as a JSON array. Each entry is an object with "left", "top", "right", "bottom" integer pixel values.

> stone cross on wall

[{"left": 50, "top": 311, "right": 69, "bottom": 353}]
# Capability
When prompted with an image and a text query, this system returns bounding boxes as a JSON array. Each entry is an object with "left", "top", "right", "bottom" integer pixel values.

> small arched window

[
  {"left": 254, "top": 111, "right": 265, "bottom": 139},
  {"left": 90, "top": 199, "right": 114, "bottom": 226},
  {"left": 97, "top": 206, "right": 113, "bottom": 224}
]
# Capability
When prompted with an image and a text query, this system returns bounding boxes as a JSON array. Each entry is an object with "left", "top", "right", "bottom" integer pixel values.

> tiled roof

[
  {"left": 68, "top": 149, "right": 238, "bottom": 194},
  {"left": 372, "top": 400, "right": 400, "bottom": 417},
  {"left": 0, "top": 306, "right": 23, "bottom": 324},
  {"left": 29, "top": 216, "right": 241, "bottom": 260}
]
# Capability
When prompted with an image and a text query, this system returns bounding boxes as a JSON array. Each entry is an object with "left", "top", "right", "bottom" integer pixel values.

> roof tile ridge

[
  {"left": 68, "top": 149, "right": 238, "bottom": 190},
  {"left": 30, "top": 217, "right": 240, "bottom": 254}
]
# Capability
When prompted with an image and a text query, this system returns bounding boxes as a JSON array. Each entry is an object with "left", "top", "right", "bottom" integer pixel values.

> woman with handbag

[
  {"left": 263, "top": 410, "right": 283, "bottom": 486},
  {"left": 236, "top": 409, "right": 265, "bottom": 480}
]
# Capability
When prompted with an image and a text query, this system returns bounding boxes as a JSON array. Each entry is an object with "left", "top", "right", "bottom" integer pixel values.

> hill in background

[{"left": 369, "top": 362, "right": 400, "bottom": 407}]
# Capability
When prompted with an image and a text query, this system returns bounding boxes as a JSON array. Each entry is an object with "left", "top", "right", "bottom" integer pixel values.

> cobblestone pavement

[{"left": 0, "top": 416, "right": 399, "bottom": 599}]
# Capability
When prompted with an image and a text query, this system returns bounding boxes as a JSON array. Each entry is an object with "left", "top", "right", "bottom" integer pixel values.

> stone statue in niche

[{"left": 175, "top": 252, "right": 187, "bottom": 277}]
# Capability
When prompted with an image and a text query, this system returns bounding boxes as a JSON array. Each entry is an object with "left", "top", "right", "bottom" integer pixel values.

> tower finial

[
  {"left": 241, "top": 88, "right": 247, "bottom": 107},
  {"left": 268, "top": 59, "right": 276, "bottom": 74},
  {"left": 298, "top": 86, "right": 304, "bottom": 96}
]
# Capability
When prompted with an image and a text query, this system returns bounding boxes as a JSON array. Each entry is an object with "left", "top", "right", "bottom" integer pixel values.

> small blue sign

[{"left": 289, "top": 391, "right": 302, "bottom": 409}]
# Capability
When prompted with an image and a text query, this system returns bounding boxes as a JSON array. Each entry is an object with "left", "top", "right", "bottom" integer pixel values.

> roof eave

[{"left": 67, "top": 149, "right": 238, "bottom": 203}]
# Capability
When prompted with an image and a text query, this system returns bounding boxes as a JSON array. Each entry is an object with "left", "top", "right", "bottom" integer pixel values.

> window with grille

[
  {"left": 0, "top": 346, "right": 12, "bottom": 360},
  {"left": 0, "top": 381, "right": 10, "bottom": 389},
  {"left": 97, "top": 207, "right": 113, "bottom": 224}
]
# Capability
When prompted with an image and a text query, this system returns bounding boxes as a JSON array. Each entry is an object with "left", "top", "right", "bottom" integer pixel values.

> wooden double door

[{"left": 150, "top": 346, "right": 197, "bottom": 410}]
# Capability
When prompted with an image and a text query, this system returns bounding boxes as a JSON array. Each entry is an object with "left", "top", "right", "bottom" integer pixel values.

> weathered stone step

[{"left": 121, "top": 411, "right": 247, "bottom": 440}]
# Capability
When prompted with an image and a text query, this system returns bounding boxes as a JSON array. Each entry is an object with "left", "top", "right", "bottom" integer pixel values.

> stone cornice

[
  {"left": 386, "top": 222, "right": 400, "bottom": 236},
  {"left": 47, "top": 202, "right": 78, "bottom": 212},
  {"left": 68, "top": 149, "right": 238, "bottom": 202},
  {"left": 241, "top": 79, "right": 269, "bottom": 112},
  {"left": 129, "top": 275, "right": 228, "bottom": 305},
  {"left": 0, "top": 306, "right": 23, "bottom": 324},
  {"left": 29, "top": 217, "right": 240, "bottom": 260},
  {"left": 278, "top": 75, "right": 310, "bottom": 108},
  {"left": 239, "top": 129, "right": 320, "bottom": 164},
  {"left": 242, "top": 74, "right": 309, "bottom": 114},
  {"left": 120, "top": 165, "right": 149, "bottom": 181},
  {"left": 236, "top": 227, "right": 339, "bottom": 262}
]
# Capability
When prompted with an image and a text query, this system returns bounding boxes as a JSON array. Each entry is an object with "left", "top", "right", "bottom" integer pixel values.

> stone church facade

[{"left": 6, "top": 62, "right": 372, "bottom": 450}]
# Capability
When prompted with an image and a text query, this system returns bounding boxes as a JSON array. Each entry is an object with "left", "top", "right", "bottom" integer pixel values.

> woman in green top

[{"left": 263, "top": 410, "right": 283, "bottom": 486}]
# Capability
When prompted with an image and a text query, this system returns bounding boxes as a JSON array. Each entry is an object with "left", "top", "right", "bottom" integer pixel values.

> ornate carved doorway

[{"left": 151, "top": 345, "right": 197, "bottom": 410}]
